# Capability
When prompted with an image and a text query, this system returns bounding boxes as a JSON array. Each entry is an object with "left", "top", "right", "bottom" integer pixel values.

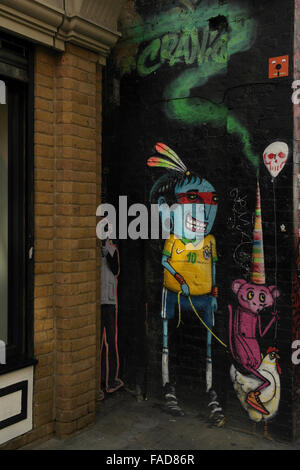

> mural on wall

[
  {"left": 263, "top": 142, "right": 289, "bottom": 180},
  {"left": 147, "top": 142, "right": 225, "bottom": 425},
  {"left": 116, "top": 0, "right": 259, "bottom": 170},
  {"left": 263, "top": 141, "right": 289, "bottom": 329},
  {"left": 230, "top": 347, "right": 281, "bottom": 434},
  {"left": 268, "top": 55, "right": 289, "bottom": 80},
  {"left": 228, "top": 138, "right": 290, "bottom": 432},
  {"left": 98, "top": 219, "right": 124, "bottom": 400},
  {"left": 228, "top": 183, "right": 280, "bottom": 417},
  {"left": 111, "top": 0, "right": 293, "bottom": 434}
]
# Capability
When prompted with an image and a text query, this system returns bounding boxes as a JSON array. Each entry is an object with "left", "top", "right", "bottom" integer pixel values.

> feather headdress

[{"left": 147, "top": 143, "right": 189, "bottom": 175}]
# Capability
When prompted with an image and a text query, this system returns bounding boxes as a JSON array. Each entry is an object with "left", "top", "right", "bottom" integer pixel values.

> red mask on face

[{"left": 176, "top": 191, "right": 218, "bottom": 205}]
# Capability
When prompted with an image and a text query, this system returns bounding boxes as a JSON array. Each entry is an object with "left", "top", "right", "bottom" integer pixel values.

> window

[
  {"left": 0, "top": 82, "right": 8, "bottom": 345},
  {"left": 0, "top": 33, "right": 34, "bottom": 371}
]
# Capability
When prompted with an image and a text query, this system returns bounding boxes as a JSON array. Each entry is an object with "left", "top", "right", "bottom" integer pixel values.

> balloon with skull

[{"left": 263, "top": 142, "right": 289, "bottom": 179}]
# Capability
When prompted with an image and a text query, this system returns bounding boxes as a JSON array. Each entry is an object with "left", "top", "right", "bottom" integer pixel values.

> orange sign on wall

[{"left": 269, "top": 55, "right": 289, "bottom": 79}]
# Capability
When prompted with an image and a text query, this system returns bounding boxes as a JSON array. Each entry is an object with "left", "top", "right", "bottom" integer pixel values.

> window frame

[{"left": 0, "top": 34, "right": 35, "bottom": 373}]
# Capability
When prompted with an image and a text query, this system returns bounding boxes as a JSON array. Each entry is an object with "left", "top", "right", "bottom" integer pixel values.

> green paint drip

[
  {"left": 164, "top": 61, "right": 259, "bottom": 170},
  {"left": 165, "top": 89, "right": 259, "bottom": 170},
  {"left": 227, "top": 114, "right": 259, "bottom": 170},
  {"left": 164, "top": 63, "right": 228, "bottom": 127}
]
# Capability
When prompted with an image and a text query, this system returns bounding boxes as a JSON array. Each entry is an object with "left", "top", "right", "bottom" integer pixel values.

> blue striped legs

[
  {"left": 206, "top": 331, "right": 212, "bottom": 392},
  {"left": 162, "top": 319, "right": 169, "bottom": 387}
]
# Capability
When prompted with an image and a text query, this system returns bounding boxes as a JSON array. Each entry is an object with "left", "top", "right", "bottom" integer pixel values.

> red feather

[{"left": 266, "top": 347, "right": 281, "bottom": 375}]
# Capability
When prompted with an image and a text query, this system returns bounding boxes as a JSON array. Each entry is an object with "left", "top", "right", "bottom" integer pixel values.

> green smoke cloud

[
  {"left": 118, "top": 0, "right": 259, "bottom": 169},
  {"left": 164, "top": 62, "right": 259, "bottom": 170}
]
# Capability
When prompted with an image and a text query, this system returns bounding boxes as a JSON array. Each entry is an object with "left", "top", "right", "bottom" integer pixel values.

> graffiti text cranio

[{"left": 137, "top": 28, "right": 228, "bottom": 77}]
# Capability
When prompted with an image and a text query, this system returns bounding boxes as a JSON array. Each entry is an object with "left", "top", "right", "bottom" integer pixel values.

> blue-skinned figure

[{"left": 148, "top": 143, "right": 225, "bottom": 425}]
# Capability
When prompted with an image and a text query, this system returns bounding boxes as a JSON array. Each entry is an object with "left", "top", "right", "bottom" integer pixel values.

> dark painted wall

[
  {"left": 292, "top": 0, "right": 300, "bottom": 442},
  {"left": 102, "top": 0, "right": 295, "bottom": 440}
]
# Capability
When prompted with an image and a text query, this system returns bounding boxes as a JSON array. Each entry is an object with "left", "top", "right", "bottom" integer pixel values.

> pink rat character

[
  {"left": 228, "top": 180, "right": 280, "bottom": 416},
  {"left": 228, "top": 279, "right": 279, "bottom": 415}
]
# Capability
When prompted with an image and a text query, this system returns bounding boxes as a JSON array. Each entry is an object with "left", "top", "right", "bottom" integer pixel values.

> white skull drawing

[{"left": 263, "top": 142, "right": 289, "bottom": 178}]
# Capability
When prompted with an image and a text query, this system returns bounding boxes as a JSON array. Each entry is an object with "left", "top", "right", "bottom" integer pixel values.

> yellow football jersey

[{"left": 162, "top": 234, "right": 217, "bottom": 295}]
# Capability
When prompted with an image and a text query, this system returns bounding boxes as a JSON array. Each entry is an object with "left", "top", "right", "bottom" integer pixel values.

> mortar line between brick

[{"left": 53, "top": 52, "right": 58, "bottom": 428}]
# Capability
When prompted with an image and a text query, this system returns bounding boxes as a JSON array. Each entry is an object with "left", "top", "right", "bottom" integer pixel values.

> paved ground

[{"left": 22, "top": 387, "right": 300, "bottom": 451}]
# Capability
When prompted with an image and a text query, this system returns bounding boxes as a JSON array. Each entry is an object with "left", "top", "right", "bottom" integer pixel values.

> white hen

[{"left": 230, "top": 348, "right": 281, "bottom": 424}]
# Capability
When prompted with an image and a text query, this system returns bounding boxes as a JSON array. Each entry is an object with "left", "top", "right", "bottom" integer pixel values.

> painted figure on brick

[
  {"left": 98, "top": 218, "right": 123, "bottom": 400},
  {"left": 147, "top": 143, "right": 225, "bottom": 426},
  {"left": 228, "top": 181, "right": 281, "bottom": 431}
]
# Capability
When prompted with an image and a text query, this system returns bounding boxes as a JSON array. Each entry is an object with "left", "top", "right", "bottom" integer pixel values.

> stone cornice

[
  {"left": 0, "top": 0, "right": 125, "bottom": 63},
  {"left": 56, "top": 14, "right": 120, "bottom": 64}
]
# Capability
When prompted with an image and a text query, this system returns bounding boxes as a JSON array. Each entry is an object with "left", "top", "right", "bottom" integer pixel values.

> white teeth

[{"left": 185, "top": 214, "right": 206, "bottom": 232}]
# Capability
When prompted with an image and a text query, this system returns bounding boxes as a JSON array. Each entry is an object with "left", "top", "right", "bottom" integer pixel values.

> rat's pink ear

[
  {"left": 269, "top": 286, "right": 280, "bottom": 299},
  {"left": 232, "top": 279, "right": 247, "bottom": 294}
]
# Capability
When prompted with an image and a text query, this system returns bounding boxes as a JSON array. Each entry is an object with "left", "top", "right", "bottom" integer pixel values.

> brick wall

[
  {"left": 1, "top": 43, "right": 102, "bottom": 449},
  {"left": 54, "top": 43, "right": 100, "bottom": 437},
  {"left": 32, "top": 46, "right": 56, "bottom": 443}
]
